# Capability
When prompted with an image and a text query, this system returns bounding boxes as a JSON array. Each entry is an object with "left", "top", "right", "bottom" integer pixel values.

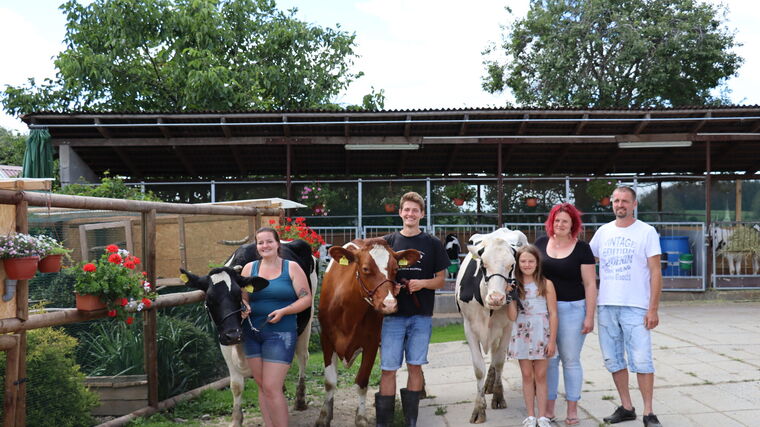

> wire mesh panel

[{"left": 712, "top": 221, "right": 760, "bottom": 289}]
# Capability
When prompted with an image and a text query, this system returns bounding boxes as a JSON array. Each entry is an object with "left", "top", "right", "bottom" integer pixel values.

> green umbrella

[{"left": 21, "top": 128, "right": 54, "bottom": 178}]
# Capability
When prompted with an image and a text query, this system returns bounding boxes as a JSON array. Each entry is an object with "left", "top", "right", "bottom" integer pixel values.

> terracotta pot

[
  {"left": 3, "top": 256, "right": 40, "bottom": 280},
  {"left": 76, "top": 293, "right": 107, "bottom": 311},
  {"left": 525, "top": 197, "right": 538, "bottom": 207},
  {"left": 384, "top": 203, "right": 397, "bottom": 213},
  {"left": 452, "top": 198, "right": 465, "bottom": 206},
  {"left": 38, "top": 254, "right": 63, "bottom": 273},
  {"left": 599, "top": 196, "right": 611, "bottom": 206}
]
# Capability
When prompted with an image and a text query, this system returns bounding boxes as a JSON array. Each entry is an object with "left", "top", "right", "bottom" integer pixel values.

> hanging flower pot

[
  {"left": 384, "top": 203, "right": 397, "bottom": 213},
  {"left": 452, "top": 198, "right": 465, "bottom": 206},
  {"left": 525, "top": 197, "right": 538, "bottom": 208},
  {"left": 312, "top": 203, "right": 325, "bottom": 215},
  {"left": 599, "top": 196, "right": 611, "bottom": 207},
  {"left": 3, "top": 256, "right": 40, "bottom": 280},
  {"left": 75, "top": 293, "right": 107, "bottom": 311},
  {"left": 38, "top": 254, "right": 63, "bottom": 273}
]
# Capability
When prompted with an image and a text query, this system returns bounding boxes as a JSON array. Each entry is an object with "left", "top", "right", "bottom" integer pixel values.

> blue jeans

[
  {"left": 547, "top": 299, "right": 587, "bottom": 401},
  {"left": 597, "top": 305, "right": 654, "bottom": 374},
  {"left": 242, "top": 326, "right": 297, "bottom": 365},
  {"left": 380, "top": 315, "right": 432, "bottom": 371}
]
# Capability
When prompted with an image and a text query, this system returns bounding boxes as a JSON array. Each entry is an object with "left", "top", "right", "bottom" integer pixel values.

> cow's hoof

[
  {"left": 314, "top": 417, "right": 330, "bottom": 427},
  {"left": 491, "top": 393, "right": 507, "bottom": 409},
  {"left": 469, "top": 407, "right": 487, "bottom": 424}
]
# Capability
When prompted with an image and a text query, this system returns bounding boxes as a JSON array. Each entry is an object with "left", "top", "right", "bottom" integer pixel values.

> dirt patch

[{"left": 201, "top": 386, "right": 374, "bottom": 426}]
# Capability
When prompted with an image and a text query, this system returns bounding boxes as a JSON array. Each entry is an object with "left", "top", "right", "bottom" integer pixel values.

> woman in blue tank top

[{"left": 240, "top": 227, "right": 311, "bottom": 427}]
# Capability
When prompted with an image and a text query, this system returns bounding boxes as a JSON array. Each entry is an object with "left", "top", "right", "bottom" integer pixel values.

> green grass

[{"left": 128, "top": 324, "right": 463, "bottom": 426}]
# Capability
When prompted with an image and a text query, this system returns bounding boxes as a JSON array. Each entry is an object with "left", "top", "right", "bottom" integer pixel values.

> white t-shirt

[{"left": 589, "top": 220, "right": 661, "bottom": 309}]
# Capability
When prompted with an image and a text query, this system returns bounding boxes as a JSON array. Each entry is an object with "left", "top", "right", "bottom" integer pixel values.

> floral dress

[{"left": 508, "top": 281, "right": 550, "bottom": 360}]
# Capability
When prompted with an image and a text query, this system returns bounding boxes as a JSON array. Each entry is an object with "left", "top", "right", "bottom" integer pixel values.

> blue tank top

[{"left": 250, "top": 260, "right": 297, "bottom": 332}]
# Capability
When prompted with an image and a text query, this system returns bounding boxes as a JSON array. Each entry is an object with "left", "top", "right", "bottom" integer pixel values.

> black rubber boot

[
  {"left": 374, "top": 392, "right": 395, "bottom": 427},
  {"left": 400, "top": 388, "right": 420, "bottom": 427}
]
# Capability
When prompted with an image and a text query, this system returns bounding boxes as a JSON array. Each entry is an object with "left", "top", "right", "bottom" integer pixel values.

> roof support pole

[
  {"left": 426, "top": 177, "right": 432, "bottom": 232},
  {"left": 497, "top": 142, "right": 503, "bottom": 227},
  {"left": 286, "top": 143, "right": 292, "bottom": 217},
  {"left": 357, "top": 179, "right": 363, "bottom": 238},
  {"left": 705, "top": 140, "right": 713, "bottom": 289}
]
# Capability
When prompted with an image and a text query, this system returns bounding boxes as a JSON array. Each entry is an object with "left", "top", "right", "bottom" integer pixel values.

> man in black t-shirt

[{"left": 374, "top": 191, "right": 449, "bottom": 427}]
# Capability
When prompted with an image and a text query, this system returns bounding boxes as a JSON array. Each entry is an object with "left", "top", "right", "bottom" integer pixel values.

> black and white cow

[
  {"left": 713, "top": 224, "right": 760, "bottom": 275},
  {"left": 181, "top": 239, "right": 317, "bottom": 427},
  {"left": 455, "top": 227, "right": 527, "bottom": 424},
  {"left": 445, "top": 234, "right": 462, "bottom": 279}
]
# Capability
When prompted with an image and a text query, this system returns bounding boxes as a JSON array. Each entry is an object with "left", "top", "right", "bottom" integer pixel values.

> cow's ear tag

[
  {"left": 179, "top": 273, "right": 188, "bottom": 283},
  {"left": 339, "top": 256, "right": 349, "bottom": 266},
  {"left": 399, "top": 258, "right": 408, "bottom": 266},
  {"left": 243, "top": 285, "right": 254, "bottom": 293}
]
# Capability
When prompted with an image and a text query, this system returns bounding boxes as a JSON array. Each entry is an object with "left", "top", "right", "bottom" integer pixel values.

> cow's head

[
  {"left": 468, "top": 228, "right": 528, "bottom": 309},
  {"left": 180, "top": 267, "right": 268, "bottom": 345},
  {"left": 328, "top": 239, "right": 420, "bottom": 314}
]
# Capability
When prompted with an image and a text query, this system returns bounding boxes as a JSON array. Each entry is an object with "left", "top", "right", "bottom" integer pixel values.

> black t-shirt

[
  {"left": 383, "top": 231, "right": 450, "bottom": 317},
  {"left": 534, "top": 235, "right": 595, "bottom": 302}
]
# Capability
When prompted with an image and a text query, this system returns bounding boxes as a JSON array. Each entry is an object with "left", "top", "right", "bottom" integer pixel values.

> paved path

[{"left": 398, "top": 301, "right": 760, "bottom": 427}]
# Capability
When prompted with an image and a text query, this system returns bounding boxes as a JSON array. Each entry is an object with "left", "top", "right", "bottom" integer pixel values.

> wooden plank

[
  {"left": 15, "top": 201, "right": 28, "bottom": 321},
  {"left": 0, "top": 179, "right": 53, "bottom": 191},
  {"left": 2, "top": 334, "right": 19, "bottom": 427},
  {"left": 141, "top": 210, "right": 159, "bottom": 408},
  {"left": 15, "top": 332, "right": 27, "bottom": 426},
  {"left": 178, "top": 215, "right": 187, "bottom": 270}
]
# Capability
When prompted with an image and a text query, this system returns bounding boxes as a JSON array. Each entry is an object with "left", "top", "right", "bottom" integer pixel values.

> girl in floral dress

[{"left": 508, "top": 245, "right": 558, "bottom": 427}]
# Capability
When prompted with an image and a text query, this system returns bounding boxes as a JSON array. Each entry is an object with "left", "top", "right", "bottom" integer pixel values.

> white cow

[
  {"left": 713, "top": 224, "right": 760, "bottom": 275},
  {"left": 455, "top": 227, "right": 528, "bottom": 424}
]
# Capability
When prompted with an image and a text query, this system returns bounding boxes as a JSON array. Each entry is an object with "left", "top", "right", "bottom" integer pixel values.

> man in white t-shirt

[{"left": 589, "top": 186, "right": 663, "bottom": 427}]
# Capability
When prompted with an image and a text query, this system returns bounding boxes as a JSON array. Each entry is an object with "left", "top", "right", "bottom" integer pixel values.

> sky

[{"left": 1, "top": 0, "right": 759, "bottom": 134}]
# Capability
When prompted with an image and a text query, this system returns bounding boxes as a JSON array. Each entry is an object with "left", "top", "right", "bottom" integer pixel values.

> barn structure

[{"left": 20, "top": 106, "right": 760, "bottom": 290}]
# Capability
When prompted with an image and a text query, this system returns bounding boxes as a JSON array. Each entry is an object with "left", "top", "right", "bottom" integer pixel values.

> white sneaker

[
  {"left": 537, "top": 417, "right": 552, "bottom": 427},
  {"left": 522, "top": 416, "right": 537, "bottom": 427}
]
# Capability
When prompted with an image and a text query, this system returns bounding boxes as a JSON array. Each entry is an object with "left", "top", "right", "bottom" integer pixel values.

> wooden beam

[
  {"left": 517, "top": 114, "right": 529, "bottom": 135},
  {"left": 574, "top": 114, "right": 589, "bottom": 135},
  {"left": 750, "top": 121, "right": 760, "bottom": 133},
  {"left": 54, "top": 136, "right": 426, "bottom": 147},
  {"left": 282, "top": 116, "right": 290, "bottom": 138},
  {"left": 690, "top": 112, "right": 711, "bottom": 133},
  {"left": 633, "top": 113, "right": 650, "bottom": 134},
  {"left": 220, "top": 117, "right": 233, "bottom": 138},
  {"left": 94, "top": 118, "right": 113, "bottom": 139},
  {"left": 459, "top": 114, "right": 469, "bottom": 136},
  {"left": 157, "top": 118, "right": 172, "bottom": 138},
  {"left": 142, "top": 210, "right": 158, "bottom": 408},
  {"left": 404, "top": 115, "right": 412, "bottom": 138},
  {"left": 344, "top": 116, "right": 350, "bottom": 138}
]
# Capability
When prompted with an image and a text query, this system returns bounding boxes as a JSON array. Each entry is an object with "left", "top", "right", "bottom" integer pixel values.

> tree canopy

[
  {"left": 482, "top": 0, "right": 743, "bottom": 108},
  {"left": 2, "top": 0, "right": 365, "bottom": 116},
  {"left": 0, "top": 127, "right": 26, "bottom": 166}
]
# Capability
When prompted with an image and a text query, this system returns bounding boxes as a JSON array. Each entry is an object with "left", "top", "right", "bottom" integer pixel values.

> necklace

[{"left": 552, "top": 236, "right": 574, "bottom": 249}]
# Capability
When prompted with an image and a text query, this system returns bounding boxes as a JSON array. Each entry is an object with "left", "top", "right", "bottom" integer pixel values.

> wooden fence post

[{"left": 142, "top": 209, "right": 159, "bottom": 408}]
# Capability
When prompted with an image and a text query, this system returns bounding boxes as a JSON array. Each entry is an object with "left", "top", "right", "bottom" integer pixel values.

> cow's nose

[
  {"left": 221, "top": 330, "right": 242, "bottom": 344},
  {"left": 488, "top": 293, "right": 505, "bottom": 306},
  {"left": 382, "top": 299, "right": 397, "bottom": 313}
]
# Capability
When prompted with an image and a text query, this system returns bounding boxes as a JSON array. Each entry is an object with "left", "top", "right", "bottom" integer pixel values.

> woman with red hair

[{"left": 534, "top": 203, "right": 597, "bottom": 425}]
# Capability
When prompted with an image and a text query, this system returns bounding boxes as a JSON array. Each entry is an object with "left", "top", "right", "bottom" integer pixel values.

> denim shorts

[
  {"left": 597, "top": 305, "right": 654, "bottom": 374},
  {"left": 380, "top": 315, "right": 432, "bottom": 371},
  {"left": 242, "top": 324, "right": 297, "bottom": 364}
]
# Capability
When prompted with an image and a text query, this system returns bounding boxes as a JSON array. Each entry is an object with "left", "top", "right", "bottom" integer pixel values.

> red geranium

[
  {"left": 269, "top": 219, "right": 276, "bottom": 225},
  {"left": 108, "top": 253, "right": 122, "bottom": 264},
  {"left": 142, "top": 297, "right": 152, "bottom": 308},
  {"left": 83, "top": 263, "right": 97, "bottom": 272},
  {"left": 120, "top": 297, "right": 128, "bottom": 306},
  {"left": 125, "top": 316, "right": 134, "bottom": 325},
  {"left": 106, "top": 244, "right": 119, "bottom": 253},
  {"left": 107, "top": 310, "right": 117, "bottom": 317},
  {"left": 123, "top": 261, "right": 136, "bottom": 270}
]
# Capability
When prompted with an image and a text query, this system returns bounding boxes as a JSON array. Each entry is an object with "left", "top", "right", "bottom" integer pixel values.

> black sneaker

[
  {"left": 603, "top": 406, "right": 637, "bottom": 423},
  {"left": 642, "top": 413, "right": 662, "bottom": 427}
]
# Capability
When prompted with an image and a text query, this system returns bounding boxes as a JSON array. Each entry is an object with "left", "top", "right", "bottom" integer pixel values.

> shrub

[{"left": 0, "top": 327, "right": 98, "bottom": 427}]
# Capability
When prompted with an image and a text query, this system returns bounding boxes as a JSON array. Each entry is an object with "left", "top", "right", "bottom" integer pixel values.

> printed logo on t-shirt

[
  {"left": 400, "top": 250, "right": 424, "bottom": 272},
  {"left": 600, "top": 236, "right": 636, "bottom": 281}
]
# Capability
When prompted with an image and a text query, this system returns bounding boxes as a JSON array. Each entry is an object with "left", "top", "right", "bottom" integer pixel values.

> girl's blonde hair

[{"left": 514, "top": 245, "right": 547, "bottom": 298}]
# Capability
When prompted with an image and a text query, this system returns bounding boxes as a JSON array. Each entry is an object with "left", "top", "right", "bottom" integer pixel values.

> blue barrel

[{"left": 660, "top": 236, "right": 690, "bottom": 276}]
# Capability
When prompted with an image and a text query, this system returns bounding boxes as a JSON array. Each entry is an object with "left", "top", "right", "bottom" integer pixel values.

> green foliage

[
  {"left": 483, "top": 0, "right": 743, "bottom": 107},
  {"left": 78, "top": 313, "right": 225, "bottom": 400},
  {"left": 443, "top": 182, "right": 476, "bottom": 201},
  {"left": 57, "top": 173, "right": 161, "bottom": 201},
  {"left": 0, "top": 327, "right": 98, "bottom": 427},
  {"left": 2, "top": 0, "right": 362, "bottom": 115},
  {"left": 586, "top": 179, "right": 618, "bottom": 200},
  {"left": 0, "top": 127, "right": 26, "bottom": 166}
]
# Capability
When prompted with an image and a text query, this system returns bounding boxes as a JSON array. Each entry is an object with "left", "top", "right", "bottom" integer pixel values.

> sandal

[{"left": 564, "top": 417, "right": 580, "bottom": 425}]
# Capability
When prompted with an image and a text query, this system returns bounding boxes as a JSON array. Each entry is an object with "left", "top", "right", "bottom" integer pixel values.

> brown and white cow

[
  {"left": 315, "top": 238, "right": 420, "bottom": 427},
  {"left": 455, "top": 227, "right": 527, "bottom": 423}
]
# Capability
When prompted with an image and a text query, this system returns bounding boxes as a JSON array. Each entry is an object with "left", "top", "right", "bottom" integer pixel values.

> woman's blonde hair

[{"left": 514, "top": 245, "right": 547, "bottom": 298}]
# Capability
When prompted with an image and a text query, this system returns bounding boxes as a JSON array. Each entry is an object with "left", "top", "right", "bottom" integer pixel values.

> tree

[
  {"left": 482, "top": 0, "right": 743, "bottom": 107},
  {"left": 0, "top": 127, "right": 26, "bottom": 166},
  {"left": 2, "top": 0, "right": 363, "bottom": 116}
]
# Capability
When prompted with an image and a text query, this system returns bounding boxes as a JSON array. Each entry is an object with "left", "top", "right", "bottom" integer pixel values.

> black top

[
  {"left": 535, "top": 235, "right": 595, "bottom": 302},
  {"left": 383, "top": 231, "right": 450, "bottom": 317}
]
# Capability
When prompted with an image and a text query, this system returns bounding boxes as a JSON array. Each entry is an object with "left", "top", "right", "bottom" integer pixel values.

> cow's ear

[
  {"left": 329, "top": 246, "right": 356, "bottom": 265},
  {"left": 467, "top": 235, "right": 484, "bottom": 259},
  {"left": 180, "top": 268, "right": 208, "bottom": 292},
  {"left": 239, "top": 276, "right": 269, "bottom": 293},
  {"left": 394, "top": 249, "right": 420, "bottom": 267}
]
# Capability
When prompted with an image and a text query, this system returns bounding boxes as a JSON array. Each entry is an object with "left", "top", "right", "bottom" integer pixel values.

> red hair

[{"left": 544, "top": 203, "right": 583, "bottom": 238}]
